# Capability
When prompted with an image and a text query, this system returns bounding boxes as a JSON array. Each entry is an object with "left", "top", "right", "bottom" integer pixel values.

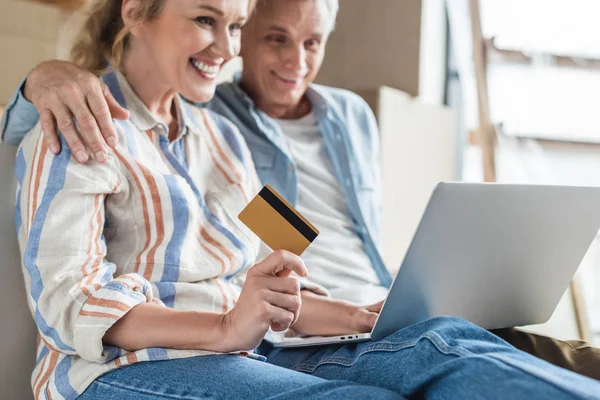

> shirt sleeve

[
  {"left": 1, "top": 78, "right": 40, "bottom": 146},
  {"left": 16, "top": 126, "right": 155, "bottom": 364},
  {"left": 361, "top": 98, "right": 384, "bottom": 245}
]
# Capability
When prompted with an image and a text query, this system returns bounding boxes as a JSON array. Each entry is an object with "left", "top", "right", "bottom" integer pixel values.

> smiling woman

[
  {"left": 11, "top": 0, "right": 333, "bottom": 399},
  {"left": 8, "top": 1, "right": 600, "bottom": 400}
]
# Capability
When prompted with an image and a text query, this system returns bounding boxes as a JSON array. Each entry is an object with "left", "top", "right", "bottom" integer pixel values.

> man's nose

[{"left": 282, "top": 45, "right": 307, "bottom": 72}]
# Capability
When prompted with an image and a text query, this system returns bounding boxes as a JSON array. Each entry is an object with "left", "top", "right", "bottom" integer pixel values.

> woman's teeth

[{"left": 190, "top": 59, "right": 219, "bottom": 77}]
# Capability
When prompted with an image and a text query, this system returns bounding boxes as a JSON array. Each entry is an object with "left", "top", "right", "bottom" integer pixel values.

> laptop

[{"left": 273, "top": 182, "right": 600, "bottom": 348}]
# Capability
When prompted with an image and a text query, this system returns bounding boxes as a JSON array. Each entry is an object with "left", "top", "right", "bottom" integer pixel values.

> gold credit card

[{"left": 238, "top": 185, "right": 319, "bottom": 256}]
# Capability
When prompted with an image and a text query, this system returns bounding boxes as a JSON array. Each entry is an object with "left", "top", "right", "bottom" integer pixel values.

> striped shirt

[{"left": 15, "top": 71, "right": 263, "bottom": 399}]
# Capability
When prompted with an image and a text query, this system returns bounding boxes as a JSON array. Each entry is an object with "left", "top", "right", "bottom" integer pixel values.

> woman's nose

[{"left": 212, "top": 29, "right": 238, "bottom": 59}]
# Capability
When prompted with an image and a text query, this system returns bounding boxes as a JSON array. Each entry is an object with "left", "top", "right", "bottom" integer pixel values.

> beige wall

[
  {"left": 315, "top": 0, "right": 423, "bottom": 96},
  {"left": 0, "top": 0, "right": 425, "bottom": 102},
  {"left": 359, "top": 87, "right": 458, "bottom": 271},
  {"left": 0, "top": 0, "right": 68, "bottom": 104}
]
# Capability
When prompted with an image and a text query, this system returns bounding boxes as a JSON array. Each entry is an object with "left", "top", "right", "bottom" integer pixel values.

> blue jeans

[{"left": 79, "top": 317, "right": 600, "bottom": 399}]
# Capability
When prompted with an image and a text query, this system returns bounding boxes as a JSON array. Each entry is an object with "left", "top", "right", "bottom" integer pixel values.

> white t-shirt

[{"left": 274, "top": 113, "right": 387, "bottom": 305}]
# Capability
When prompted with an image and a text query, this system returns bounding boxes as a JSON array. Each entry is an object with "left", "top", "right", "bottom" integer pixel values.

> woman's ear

[{"left": 121, "top": 0, "right": 144, "bottom": 38}]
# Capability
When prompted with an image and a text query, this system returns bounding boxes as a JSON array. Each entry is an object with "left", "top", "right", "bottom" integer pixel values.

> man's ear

[{"left": 121, "top": 0, "right": 144, "bottom": 38}]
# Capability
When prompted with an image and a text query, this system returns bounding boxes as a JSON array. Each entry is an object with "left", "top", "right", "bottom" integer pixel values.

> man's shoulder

[
  {"left": 213, "top": 81, "right": 243, "bottom": 108},
  {"left": 310, "top": 84, "right": 372, "bottom": 115},
  {"left": 215, "top": 81, "right": 237, "bottom": 96}
]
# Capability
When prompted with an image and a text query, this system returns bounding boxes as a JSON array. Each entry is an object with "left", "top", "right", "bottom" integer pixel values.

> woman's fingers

[
  {"left": 265, "top": 303, "right": 295, "bottom": 332},
  {"left": 262, "top": 291, "right": 302, "bottom": 325},
  {"left": 259, "top": 276, "right": 301, "bottom": 295},
  {"left": 252, "top": 250, "right": 308, "bottom": 279}
]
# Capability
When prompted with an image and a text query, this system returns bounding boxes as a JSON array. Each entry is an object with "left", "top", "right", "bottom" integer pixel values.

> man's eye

[
  {"left": 195, "top": 16, "right": 215, "bottom": 26},
  {"left": 306, "top": 39, "right": 320, "bottom": 49},
  {"left": 267, "top": 35, "right": 286, "bottom": 44}
]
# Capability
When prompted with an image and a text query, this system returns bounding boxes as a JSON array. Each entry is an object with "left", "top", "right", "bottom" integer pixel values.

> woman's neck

[{"left": 121, "top": 48, "right": 178, "bottom": 138}]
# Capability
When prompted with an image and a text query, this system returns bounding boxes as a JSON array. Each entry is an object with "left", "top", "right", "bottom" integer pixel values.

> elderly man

[{"left": 2, "top": 0, "right": 599, "bottom": 381}]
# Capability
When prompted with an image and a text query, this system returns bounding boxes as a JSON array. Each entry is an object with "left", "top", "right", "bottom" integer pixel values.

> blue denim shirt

[{"left": 1, "top": 77, "right": 392, "bottom": 287}]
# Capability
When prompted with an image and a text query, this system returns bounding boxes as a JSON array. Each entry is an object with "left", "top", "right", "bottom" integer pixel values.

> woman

[{"left": 15, "top": 0, "right": 600, "bottom": 399}]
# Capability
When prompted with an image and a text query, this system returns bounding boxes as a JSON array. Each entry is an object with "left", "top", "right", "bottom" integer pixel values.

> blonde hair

[
  {"left": 70, "top": 0, "right": 163, "bottom": 76},
  {"left": 70, "top": 0, "right": 257, "bottom": 76}
]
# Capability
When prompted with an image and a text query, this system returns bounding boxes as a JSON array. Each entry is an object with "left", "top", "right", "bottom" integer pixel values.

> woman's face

[{"left": 129, "top": 0, "right": 248, "bottom": 102}]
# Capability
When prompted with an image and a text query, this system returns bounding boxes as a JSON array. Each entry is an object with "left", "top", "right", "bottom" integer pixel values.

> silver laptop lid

[{"left": 372, "top": 182, "right": 600, "bottom": 341}]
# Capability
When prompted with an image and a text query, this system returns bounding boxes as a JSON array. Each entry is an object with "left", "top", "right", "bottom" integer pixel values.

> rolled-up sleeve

[
  {"left": 17, "top": 126, "right": 155, "bottom": 363},
  {"left": 1, "top": 78, "right": 39, "bottom": 146}
]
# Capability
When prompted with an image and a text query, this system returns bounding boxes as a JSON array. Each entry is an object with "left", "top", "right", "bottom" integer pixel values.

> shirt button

[{"left": 345, "top": 178, "right": 352, "bottom": 186}]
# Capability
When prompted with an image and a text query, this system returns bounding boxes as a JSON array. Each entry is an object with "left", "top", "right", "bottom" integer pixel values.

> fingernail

[
  {"left": 95, "top": 151, "right": 107, "bottom": 163},
  {"left": 49, "top": 144, "right": 59, "bottom": 154},
  {"left": 107, "top": 137, "right": 117, "bottom": 147},
  {"left": 75, "top": 151, "right": 88, "bottom": 163}
]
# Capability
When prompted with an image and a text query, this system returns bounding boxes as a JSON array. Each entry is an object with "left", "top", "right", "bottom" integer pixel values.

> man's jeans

[{"left": 80, "top": 317, "right": 600, "bottom": 400}]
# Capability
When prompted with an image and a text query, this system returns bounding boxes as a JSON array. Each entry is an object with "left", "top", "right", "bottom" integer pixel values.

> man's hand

[
  {"left": 218, "top": 250, "right": 308, "bottom": 352},
  {"left": 24, "top": 60, "right": 130, "bottom": 164},
  {"left": 347, "top": 300, "right": 383, "bottom": 333},
  {"left": 290, "top": 292, "right": 385, "bottom": 337}
]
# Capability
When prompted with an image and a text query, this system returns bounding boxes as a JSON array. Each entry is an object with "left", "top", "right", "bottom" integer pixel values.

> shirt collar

[{"left": 105, "top": 70, "right": 200, "bottom": 138}]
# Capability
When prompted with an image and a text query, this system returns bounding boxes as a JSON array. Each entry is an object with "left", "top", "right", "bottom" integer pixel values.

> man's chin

[{"left": 271, "top": 92, "right": 304, "bottom": 109}]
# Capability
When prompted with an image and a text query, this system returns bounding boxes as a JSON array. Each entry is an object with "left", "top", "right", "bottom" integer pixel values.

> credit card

[{"left": 238, "top": 185, "right": 319, "bottom": 256}]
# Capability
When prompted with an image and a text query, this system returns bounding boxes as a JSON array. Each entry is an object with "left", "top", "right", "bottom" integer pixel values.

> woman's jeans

[{"left": 79, "top": 317, "right": 600, "bottom": 399}]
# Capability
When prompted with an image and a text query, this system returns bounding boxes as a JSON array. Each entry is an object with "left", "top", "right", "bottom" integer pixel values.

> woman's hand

[
  {"left": 218, "top": 250, "right": 308, "bottom": 352},
  {"left": 24, "top": 60, "right": 129, "bottom": 163},
  {"left": 290, "top": 291, "right": 384, "bottom": 337}
]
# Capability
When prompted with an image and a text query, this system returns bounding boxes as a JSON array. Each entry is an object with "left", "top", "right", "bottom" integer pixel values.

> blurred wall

[
  {"left": 315, "top": 0, "right": 423, "bottom": 96},
  {"left": 0, "top": 0, "right": 70, "bottom": 104}
]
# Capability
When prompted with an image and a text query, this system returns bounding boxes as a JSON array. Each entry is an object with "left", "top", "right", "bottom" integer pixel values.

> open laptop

[{"left": 273, "top": 182, "right": 600, "bottom": 348}]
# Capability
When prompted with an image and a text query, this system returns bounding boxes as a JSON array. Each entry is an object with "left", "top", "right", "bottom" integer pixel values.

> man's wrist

[
  {"left": 295, "top": 291, "right": 361, "bottom": 335},
  {"left": 23, "top": 66, "right": 41, "bottom": 103},
  {"left": 22, "top": 76, "right": 33, "bottom": 103}
]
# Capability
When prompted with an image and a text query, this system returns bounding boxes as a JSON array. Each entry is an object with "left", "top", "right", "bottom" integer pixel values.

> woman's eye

[
  {"left": 229, "top": 23, "right": 243, "bottom": 34},
  {"left": 195, "top": 16, "right": 216, "bottom": 26}
]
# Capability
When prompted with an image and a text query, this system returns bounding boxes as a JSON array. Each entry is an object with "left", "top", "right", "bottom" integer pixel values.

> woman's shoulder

[{"left": 186, "top": 105, "right": 252, "bottom": 167}]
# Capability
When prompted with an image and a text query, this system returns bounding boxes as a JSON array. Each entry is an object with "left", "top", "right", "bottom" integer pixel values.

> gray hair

[
  {"left": 254, "top": 0, "right": 339, "bottom": 32},
  {"left": 324, "top": 0, "right": 339, "bottom": 31}
]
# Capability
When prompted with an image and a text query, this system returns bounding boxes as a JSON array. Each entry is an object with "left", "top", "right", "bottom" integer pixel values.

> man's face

[{"left": 240, "top": 0, "right": 331, "bottom": 111}]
